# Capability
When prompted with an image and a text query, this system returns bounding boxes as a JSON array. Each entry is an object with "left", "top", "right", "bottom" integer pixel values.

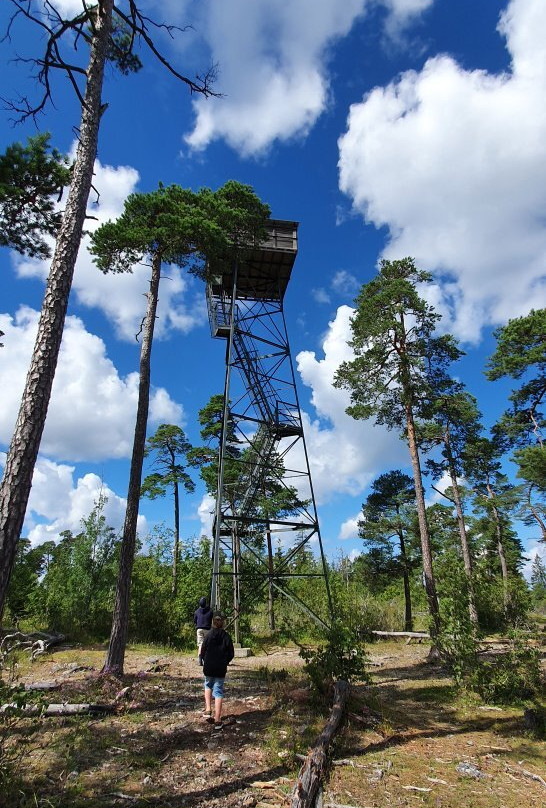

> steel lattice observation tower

[{"left": 206, "top": 219, "right": 333, "bottom": 643}]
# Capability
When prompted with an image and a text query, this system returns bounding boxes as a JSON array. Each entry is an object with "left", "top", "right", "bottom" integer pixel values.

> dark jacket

[
  {"left": 201, "top": 627, "right": 234, "bottom": 678},
  {"left": 194, "top": 605, "right": 213, "bottom": 629}
]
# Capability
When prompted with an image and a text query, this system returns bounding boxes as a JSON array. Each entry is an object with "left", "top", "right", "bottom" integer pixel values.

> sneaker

[
  {"left": 202, "top": 709, "right": 212, "bottom": 718},
  {"left": 213, "top": 722, "right": 223, "bottom": 731}
]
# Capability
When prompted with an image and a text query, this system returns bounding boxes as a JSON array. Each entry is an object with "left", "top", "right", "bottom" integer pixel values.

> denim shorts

[{"left": 204, "top": 676, "right": 225, "bottom": 698}]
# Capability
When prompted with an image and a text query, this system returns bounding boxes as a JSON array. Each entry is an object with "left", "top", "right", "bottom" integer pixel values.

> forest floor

[{"left": 2, "top": 639, "right": 545, "bottom": 808}]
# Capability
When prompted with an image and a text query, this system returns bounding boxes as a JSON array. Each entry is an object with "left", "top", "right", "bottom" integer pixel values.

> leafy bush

[
  {"left": 467, "top": 631, "right": 542, "bottom": 704},
  {"left": 299, "top": 620, "right": 370, "bottom": 695},
  {"left": 440, "top": 610, "right": 543, "bottom": 705},
  {"left": 0, "top": 637, "right": 41, "bottom": 804},
  {"left": 438, "top": 580, "right": 480, "bottom": 686}
]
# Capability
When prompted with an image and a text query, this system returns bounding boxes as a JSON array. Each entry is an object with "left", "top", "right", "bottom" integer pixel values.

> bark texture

[
  {"left": 398, "top": 528, "right": 413, "bottom": 632},
  {"left": 0, "top": 702, "right": 114, "bottom": 716},
  {"left": 172, "top": 472, "right": 180, "bottom": 596},
  {"left": 449, "top": 465, "right": 479, "bottom": 628},
  {"left": 0, "top": 0, "right": 114, "bottom": 620},
  {"left": 103, "top": 252, "right": 161, "bottom": 675},
  {"left": 405, "top": 403, "right": 441, "bottom": 638}
]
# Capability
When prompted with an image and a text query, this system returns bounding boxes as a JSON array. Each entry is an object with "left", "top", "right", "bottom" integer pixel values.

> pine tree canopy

[{"left": 0, "top": 133, "right": 71, "bottom": 259}]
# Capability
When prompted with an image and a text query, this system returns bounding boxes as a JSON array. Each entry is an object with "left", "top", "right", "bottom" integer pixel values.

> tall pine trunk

[
  {"left": 405, "top": 403, "right": 441, "bottom": 638},
  {"left": 172, "top": 478, "right": 180, "bottom": 596},
  {"left": 448, "top": 464, "right": 479, "bottom": 629},
  {"left": 486, "top": 484, "right": 510, "bottom": 614},
  {"left": 103, "top": 251, "right": 161, "bottom": 675},
  {"left": 398, "top": 529, "right": 413, "bottom": 632},
  {"left": 0, "top": 1, "right": 113, "bottom": 621}
]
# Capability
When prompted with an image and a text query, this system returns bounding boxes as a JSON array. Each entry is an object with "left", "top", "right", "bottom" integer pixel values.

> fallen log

[
  {"left": 0, "top": 631, "right": 66, "bottom": 659},
  {"left": 24, "top": 681, "right": 61, "bottom": 691},
  {"left": 290, "top": 680, "right": 349, "bottom": 808},
  {"left": 1, "top": 702, "right": 115, "bottom": 716},
  {"left": 370, "top": 631, "right": 429, "bottom": 641}
]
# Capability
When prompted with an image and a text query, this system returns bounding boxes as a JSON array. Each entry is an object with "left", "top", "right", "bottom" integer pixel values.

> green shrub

[
  {"left": 299, "top": 620, "right": 370, "bottom": 695},
  {"left": 438, "top": 592, "right": 480, "bottom": 688},
  {"left": 439, "top": 611, "right": 543, "bottom": 705},
  {"left": 0, "top": 638, "right": 42, "bottom": 804},
  {"left": 467, "top": 631, "right": 542, "bottom": 704}
]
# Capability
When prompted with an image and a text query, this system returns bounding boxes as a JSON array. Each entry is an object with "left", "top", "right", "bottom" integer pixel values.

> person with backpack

[
  {"left": 200, "top": 611, "right": 234, "bottom": 730},
  {"left": 194, "top": 596, "right": 213, "bottom": 663}
]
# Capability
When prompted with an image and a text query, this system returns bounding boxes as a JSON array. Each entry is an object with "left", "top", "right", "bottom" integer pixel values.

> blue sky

[{"left": 1, "top": 0, "right": 545, "bottom": 574}]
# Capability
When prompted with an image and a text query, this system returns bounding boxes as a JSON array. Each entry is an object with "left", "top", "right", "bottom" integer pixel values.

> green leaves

[
  {"left": 486, "top": 309, "right": 546, "bottom": 381},
  {"left": 141, "top": 424, "right": 196, "bottom": 501},
  {"left": 514, "top": 445, "right": 546, "bottom": 488},
  {"left": 334, "top": 257, "right": 463, "bottom": 431},
  {"left": 299, "top": 619, "right": 369, "bottom": 694},
  {"left": 0, "top": 133, "right": 71, "bottom": 259},
  {"left": 107, "top": 14, "right": 143, "bottom": 75},
  {"left": 486, "top": 310, "right": 545, "bottom": 494},
  {"left": 360, "top": 470, "right": 415, "bottom": 547},
  {"left": 90, "top": 181, "right": 270, "bottom": 277}
]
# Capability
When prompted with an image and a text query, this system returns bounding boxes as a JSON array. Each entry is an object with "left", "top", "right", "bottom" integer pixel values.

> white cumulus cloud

[
  {"left": 13, "top": 153, "right": 207, "bottom": 341},
  {"left": 183, "top": 0, "right": 434, "bottom": 156},
  {"left": 43, "top": 0, "right": 87, "bottom": 14},
  {"left": 296, "top": 305, "right": 408, "bottom": 503},
  {"left": 0, "top": 308, "right": 182, "bottom": 462},
  {"left": 338, "top": 0, "right": 546, "bottom": 342},
  {"left": 339, "top": 512, "right": 361, "bottom": 540},
  {"left": 23, "top": 462, "right": 147, "bottom": 547},
  {"left": 197, "top": 493, "right": 216, "bottom": 539}
]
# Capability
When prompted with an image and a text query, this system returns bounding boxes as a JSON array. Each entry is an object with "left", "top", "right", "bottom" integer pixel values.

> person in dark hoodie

[
  {"left": 201, "top": 611, "right": 234, "bottom": 729},
  {"left": 194, "top": 597, "right": 213, "bottom": 663}
]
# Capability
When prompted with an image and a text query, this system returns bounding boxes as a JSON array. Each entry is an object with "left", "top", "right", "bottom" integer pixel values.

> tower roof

[{"left": 207, "top": 219, "right": 298, "bottom": 302}]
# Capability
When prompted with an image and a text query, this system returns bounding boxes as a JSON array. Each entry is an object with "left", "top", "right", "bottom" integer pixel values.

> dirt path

[
  {"left": 9, "top": 646, "right": 307, "bottom": 807},
  {"left": 5, "top": 642, "right": 545, "bottom": 808}
]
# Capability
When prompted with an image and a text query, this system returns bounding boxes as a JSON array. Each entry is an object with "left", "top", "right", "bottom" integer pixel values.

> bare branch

[
  {"left": 136, "top": 310, "right": 146, "bottom": 343},
  {"left": 3, "top": 1, "right": 52, "bottom": 42},
  {"left": 90, "top": 181, "right": 100, "bottom": 206},
  {"left": 431, "top": 484, "right": 456, "bottom": 505},
  {"left": 2, "top": 0, "right": 94, "bottom": 121},
  {"left": 114, "top": 3, "right": 222, "bottom": 97},
  {"left": 3, "top": 0, "right": 222, "bottom": 123}
]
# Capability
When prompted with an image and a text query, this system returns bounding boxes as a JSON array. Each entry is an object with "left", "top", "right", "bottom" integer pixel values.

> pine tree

[
  {"left": 334, "top": 258, "right": 462, "bottom": 638},
  {"left": 487, "top": 309, "right": 546, "bottom": 537},
  {"left": 530, "top": 555, "right": 546, "bottom": 607},
  {"left": 0, "top": 0, "right": 217, "bottom": 621},
  {"left": 141, "top": 425, "right": 195, "bottom": 596},
  {"left": 0, "top": 133, "right": 71, "bottom": 259},
  {"left": 90, "top": 182, "right": 269, "bottom": 674},
  {"left": 420, "top": 382, "right": 481, "bottom": 628},
  {"left": 463, "top": 436, "right": 521, "bottom": 615},
  {"left": 359, "top": 470, "right": 417, "bottom": 631}
]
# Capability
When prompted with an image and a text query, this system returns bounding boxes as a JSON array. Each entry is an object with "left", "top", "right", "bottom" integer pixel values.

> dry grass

[
  {"left": 1, "top": 640, "right": 544, "bottom": 808},
  {"left": 327, "top": 641, "right": 545, "bottom": 808}
]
